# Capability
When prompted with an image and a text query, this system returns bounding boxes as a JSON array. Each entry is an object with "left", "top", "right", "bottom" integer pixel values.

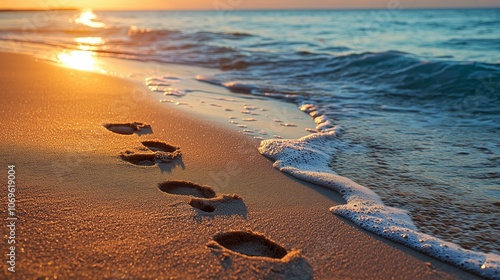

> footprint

[
  {"left": 208, "top": 232, "right": 312, "bottom": 279},
  {"left": 158, "top": 181, "right": 216, "bottom": 198},
  {"left": 121, "top": 140, "right": 181, "bottom": 166},
  {"left": 158, "top": 180, "right": 244, "bottom": 213},
  {"left": 209, "top": 230, "right": 287, "bottom": 259},
  {"left": 103, "top": 122, "right": 152, "bottom": 135}
]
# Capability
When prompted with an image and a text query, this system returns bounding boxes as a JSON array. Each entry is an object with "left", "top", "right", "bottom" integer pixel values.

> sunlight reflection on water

[
  {"left": 74, "top": 10, "right": 105, "bottom": 28},
  {"left": 57, "top": 50, "right": 104, "bottom": 72}
]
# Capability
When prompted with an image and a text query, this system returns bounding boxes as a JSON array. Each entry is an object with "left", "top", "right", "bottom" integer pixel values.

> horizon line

[{"left": 1, "top": 6, "right": 499, "bottom": 12}]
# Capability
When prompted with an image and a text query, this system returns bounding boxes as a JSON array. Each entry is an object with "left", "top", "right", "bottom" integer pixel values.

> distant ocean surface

[{"left": 1, "top": 8, "right": 499, "bottom": 274}]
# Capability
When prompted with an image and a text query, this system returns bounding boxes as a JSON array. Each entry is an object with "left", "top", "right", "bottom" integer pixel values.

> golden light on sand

[
  {"left": 75, "top": 37, "right": 104, "bottom": 45},
  {"left": 75, "top": 10, "right": 105, "bottom": 28},
  {"left": 57, "top": 50, "right": 103, "bottom": 72}
]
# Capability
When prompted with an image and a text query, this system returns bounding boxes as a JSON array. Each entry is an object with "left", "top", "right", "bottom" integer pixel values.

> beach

[{"left": 0, "top": 52, "right": 482, "bottom": 279}]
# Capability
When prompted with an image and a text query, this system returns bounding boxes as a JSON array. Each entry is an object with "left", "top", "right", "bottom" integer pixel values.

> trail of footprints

[{"left": 103, "top": 122, "right": 293, "bottom": 260}]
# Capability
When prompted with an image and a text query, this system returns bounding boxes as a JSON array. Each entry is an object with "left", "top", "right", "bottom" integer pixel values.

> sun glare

[
  {"left": 57, "top": 50, "right": 103, "bottom": 72},
  {"left": 75, "top": 37, "right": 105, "bottom": 45},
  {"left": 75, "top": 10, "right": 105, "bottom": 28}
]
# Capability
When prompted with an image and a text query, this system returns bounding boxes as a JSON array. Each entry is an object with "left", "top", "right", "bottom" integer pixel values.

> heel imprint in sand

[
  {"left": 158, "top": 180, "right": 242, "bottom": 213},
  {"left": 121, "top": 140, "right": 181, "bottom": 166},
  {"left": 103, "top": 122, "right": 152, "bottom": 135},
  {"left": 208, "top": 230, "right": 288, "bottom": 259}
]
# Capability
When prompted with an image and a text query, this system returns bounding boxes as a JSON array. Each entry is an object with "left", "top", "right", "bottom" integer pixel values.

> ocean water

[{"left": 0, "top": 8, "right": 499, "bottom": 277}]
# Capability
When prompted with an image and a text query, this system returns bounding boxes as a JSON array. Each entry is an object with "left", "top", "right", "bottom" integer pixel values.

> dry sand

[{"left": 0, "top": 52, "right": 480, "bottom": 279}]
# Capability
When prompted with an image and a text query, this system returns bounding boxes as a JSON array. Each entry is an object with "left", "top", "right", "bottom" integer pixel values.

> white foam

[
  {"left": 164, "top": 88, "right": 186, "bottom": 97},
  {"left": 299, "top": 103, "right": 338, "bottom": 133},
  {"left": 222, "top": 81, "right": 257, "bottom": 94},
  {"left": 259, "top": 130, "right": 500, "bottom": 279},
  {"left": 195, "top": 74, "right": 223, "bottom": 86},
  {"left": 145, "top": 76, "right": 185, "bottom": 96},
  {"left": 244, "top": 105, "right": 258, "bottom": 110},
  {"left": 280, "top": 123, "right": 298, "bottom": 127}
]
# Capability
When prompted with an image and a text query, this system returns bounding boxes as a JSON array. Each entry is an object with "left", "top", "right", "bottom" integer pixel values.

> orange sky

[{"left": 1, "top": 0, "right": 499, "bottom": 10}]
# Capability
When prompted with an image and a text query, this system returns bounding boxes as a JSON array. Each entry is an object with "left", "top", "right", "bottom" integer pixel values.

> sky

[{"left": 1, "top": 0, "right": 500, "bottom": 10}]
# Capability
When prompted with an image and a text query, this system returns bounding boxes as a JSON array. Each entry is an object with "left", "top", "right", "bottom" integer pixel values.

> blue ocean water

[{"left": 0, "top": 8, "right": 498, "bottom": 265}]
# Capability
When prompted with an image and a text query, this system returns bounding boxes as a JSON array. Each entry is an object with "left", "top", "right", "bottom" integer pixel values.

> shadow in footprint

[
  {"left": 141, "top": 140, "right": 177, "bottom": 152},
  {"left": 103, "top": 122, "right": 153, "bottom": 135},
  {"left": 189, "top": 197, "right": 217, "bottom": 212},
  {"left": 158, "top": 181, "right": 247, "bottom": 217},
  {"left": 211, "top": 230, "right": 287, "bottom": 259},
  {"left": 120, "top": 140, "right": 181, "bottom": 167}
]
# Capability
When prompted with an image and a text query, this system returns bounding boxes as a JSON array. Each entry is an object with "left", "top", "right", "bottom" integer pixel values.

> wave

[
  {"left": 315, "top": 51, "right": 500, "bottom": 94},
  {"left": 203, "top": 50, "right": 500, "bottom": 116},
  {"left": 442, "top": 38, "right": 500, "bottom": 50},
  {"left": 191, "top": 31, "right": 254, "bottom": 41},
  {"left": 193, "top": 48, "right": 499, "bottom": 104},
  {"left": 127, "top": 26, "right": 254, "bottom": 43},
  {"left": 127, "top": 26, "right": 181, "bottom": 41},
  {"left": 191, "top": 50, "right": 499, "bottom": 124}
]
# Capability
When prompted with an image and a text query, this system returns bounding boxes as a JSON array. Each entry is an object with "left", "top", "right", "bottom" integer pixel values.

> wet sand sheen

[{"left": 0, "top": 52, "right": 480, "bottom": 279}]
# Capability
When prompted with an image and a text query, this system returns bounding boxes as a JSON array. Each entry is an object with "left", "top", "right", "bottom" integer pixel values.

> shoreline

[
  {"left": 0, "top": 51, "right": 480, "bottom": 279},
  {"left": 3, "top": 41, "right": 318, "bottom": 140}
]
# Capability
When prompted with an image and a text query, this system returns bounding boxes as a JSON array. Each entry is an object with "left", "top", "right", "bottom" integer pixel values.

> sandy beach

[{"left": 0, "top": 52, "right": 480, "bottom": 279}]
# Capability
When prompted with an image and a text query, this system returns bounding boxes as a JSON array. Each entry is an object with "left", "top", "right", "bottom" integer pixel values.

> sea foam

[{"left": 259, "top": 127, "right": 500, "bottom": 279}]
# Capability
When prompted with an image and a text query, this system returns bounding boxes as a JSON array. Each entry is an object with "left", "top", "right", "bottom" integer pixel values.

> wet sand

[{"left": 0, "top": 52, "right": 479, "bottom": 279}]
